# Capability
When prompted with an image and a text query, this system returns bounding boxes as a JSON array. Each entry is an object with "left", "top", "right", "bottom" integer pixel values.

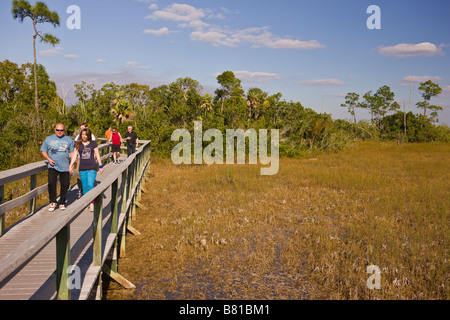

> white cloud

[
  {"left": 146, "top": 3, "right": 207, "bottom": 29},
  {"left": 40, "top": 46, "right": 63, "bottom": 57},
  {"left": 232, "top": 71, "right": 281, "bottom": 83},
  {"left": 400, "top": 75, "right": 442, "bottom": 86},
  {"left": 299, "top": 79, "right": 345, "bottom": 86},
  {"left": 267, "top": 38, "right": 324, "bottom": 50},
  {"left": 145, "top": 4, "right": 325, "bottom": 50},
  {"left": 191, "top": 26, "right": 325, "bottom": 49},
  {"left": 180, "top": 20, "right": 209, "bottom": 29},
  {"left": 135, "top": 0, "right": 158, "bottom": 7},
  {"left": 190, "top": 29, "right": 239, "bottom": 47},
  {"left": 144, "top": 27, "right": 171, "bottom": 36},
  {"left": 96, "top": 59, "right": 106, "bottom": 63},
  {"left": 440, "top": 85, "right": 450, "bottom": 98},
  {"left": 125, "top": 61, "right": 139, "bottom": 67},
  {"left": 41, "top": 48, "right": 81, "bottom": 59},
  {"left": 64, "top": 54, "right": 79, "bottom": 59},
  {"left": 232, "top": 26, "right": 325, "bottom": 49},
  {"left": 378, "top": 42, "right": 445, "bottom": 58},
  {"left": 125, "top": 61, "right": 150, "bottom": 69},
  {"left": 206, "top": 12, "right": 226, "bottom": 20}
]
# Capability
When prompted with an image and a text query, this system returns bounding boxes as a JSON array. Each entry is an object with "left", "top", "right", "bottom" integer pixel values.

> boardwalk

[{"left": 0, "top": 141, "right": 151, "bottom": 300}]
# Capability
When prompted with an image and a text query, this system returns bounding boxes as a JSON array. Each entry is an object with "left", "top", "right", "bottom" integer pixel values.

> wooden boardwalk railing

[{"left": 0, "top": 140, "right": 151, "bottom": 300}]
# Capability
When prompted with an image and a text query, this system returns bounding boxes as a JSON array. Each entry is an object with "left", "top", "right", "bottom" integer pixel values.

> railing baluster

[
  {"left": 93, "top": 193, "right": 103, "bottom": 299},
  {"left": 131, "top": 159, "right": 137, "bottom": 221},
  {"left": 111, "top": 179, "right": 119, "bottom": 234},
  {"left": 93, "top": 194, "right": 103, "bottom": 267},
  {"left": 30, "top": 174, "right": 37, "bottom": 214},
  {"left": 0, "top": 184, "right": 4, "bottom": 235},
  {"left": 120, "top": 168, "right": 128, "bottom": 216},
  {"left": 56, "top": 224, "right": 71, "bottom": 300},
  {"left": 137, "top": 152, "right": 143, "bottom": 201},
  {"left": 110, "top": 178, "right": 119, "bottom": 272},
  {"left": 119, "top": 169, "right": 128, "bottom": 257}
]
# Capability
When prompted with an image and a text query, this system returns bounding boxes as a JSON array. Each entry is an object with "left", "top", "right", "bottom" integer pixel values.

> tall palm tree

[
  {"left": 199, "top": 93, "right": 214, "bottom": 117},
  {"left": 417, "top": 80, "right": 442, "bottom": 117},
  {"left": 12, "top": 0, "right": 60, "bottom": 117},
  {"left": 111, "top": 90, "right": 134, "bottom": 125},
  {"left": 246, "top": 88, "right": 268, "bottom": 122}
]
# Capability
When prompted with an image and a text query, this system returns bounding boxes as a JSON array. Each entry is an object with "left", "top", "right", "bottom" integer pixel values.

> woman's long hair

[{"left": 75, "top": 128, "right": 92, "bottom": 150}]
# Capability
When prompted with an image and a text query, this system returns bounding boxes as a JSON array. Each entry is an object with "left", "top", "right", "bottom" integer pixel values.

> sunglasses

[{"left": 55, "top": 129, "right": 64, "bottom": 132}]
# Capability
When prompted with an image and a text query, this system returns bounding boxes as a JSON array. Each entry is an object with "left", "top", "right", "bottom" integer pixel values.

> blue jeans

[{"left": 79, "top": 170, "right": 97, "bottom": 195}]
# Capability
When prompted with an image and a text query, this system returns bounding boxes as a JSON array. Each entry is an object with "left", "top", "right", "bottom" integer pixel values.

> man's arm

[{"left": 41, "top": 151, "right": 55, "bottom": 166}]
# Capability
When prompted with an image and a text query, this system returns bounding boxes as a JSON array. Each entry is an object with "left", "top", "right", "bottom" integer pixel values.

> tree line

[
  {"left": 2, "top": 0, "right": 448, "bottom": 170},
  {"left": 1, "top": 59, "right": 449, "bottom": 171},
  {"left": 340, "top": 81, "right": 448, "bottom": 142}
]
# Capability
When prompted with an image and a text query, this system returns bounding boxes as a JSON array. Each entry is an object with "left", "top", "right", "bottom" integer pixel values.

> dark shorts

[{"left": 112, "top": 144, "right": 121, "bottom": 152}]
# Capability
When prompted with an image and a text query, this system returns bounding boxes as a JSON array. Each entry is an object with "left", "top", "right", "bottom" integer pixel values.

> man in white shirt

[{"left": 75, "top": 123, "right": 96, "bottom": 142}]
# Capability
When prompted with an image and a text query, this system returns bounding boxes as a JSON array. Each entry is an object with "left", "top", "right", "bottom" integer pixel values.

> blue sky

[{"left": 1, "top": 0, "right": 450, "bottom": 125}]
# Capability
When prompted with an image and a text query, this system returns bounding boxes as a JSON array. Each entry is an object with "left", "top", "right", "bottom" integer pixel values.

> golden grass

[{"left": 105, "top": 141, "right": 449, "bottom": 300}]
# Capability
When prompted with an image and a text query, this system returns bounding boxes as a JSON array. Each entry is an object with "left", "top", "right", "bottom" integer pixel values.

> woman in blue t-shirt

[{"left": 69, "top": 128, "right": 104, "bottom": 211}]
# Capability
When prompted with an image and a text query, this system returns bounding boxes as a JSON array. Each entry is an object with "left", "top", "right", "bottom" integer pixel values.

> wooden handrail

[
  {"left": 0, "top": 140, "right": 151, "bottom": 299},
  {"left": 0, "top": 142, "right": 113, "bottom": 234},
  {"left": 0, "top": 142, "right": 112, "bottom": 186}
]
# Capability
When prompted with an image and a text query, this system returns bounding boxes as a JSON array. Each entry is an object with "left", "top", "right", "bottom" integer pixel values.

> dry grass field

[{"left": 105, "top": 141, "right": 449, "bottom": 300}]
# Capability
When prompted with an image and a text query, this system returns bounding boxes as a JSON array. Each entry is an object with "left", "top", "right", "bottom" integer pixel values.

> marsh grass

[{"left": 106, "top": 141, "right": 449, "bottom": 300}]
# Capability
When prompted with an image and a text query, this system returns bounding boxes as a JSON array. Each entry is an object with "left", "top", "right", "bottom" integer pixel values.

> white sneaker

[
  {"left": 59, "top": 204, "right": 66, "bottom": 210},
  {"left": 48, "top": 203, "right": 57, "bottom": 212},
  {"left": 89, "top": 203, "right": 94, "bottom": 212}
]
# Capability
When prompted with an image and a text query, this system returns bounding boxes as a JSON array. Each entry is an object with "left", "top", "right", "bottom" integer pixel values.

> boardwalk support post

[
  {"left": 135, "top": 201, "right": 148, "bottom": 211},
  {"left": 102, "top": 264, "right": 135, "bottom": 289},
  {"left": 126, "top": 225, "right": 141, "bottom": 236}
]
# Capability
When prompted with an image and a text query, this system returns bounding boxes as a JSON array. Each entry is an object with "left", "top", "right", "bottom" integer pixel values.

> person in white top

[{"left": 75, "top": 123, "right": 96, "bottom": 141}]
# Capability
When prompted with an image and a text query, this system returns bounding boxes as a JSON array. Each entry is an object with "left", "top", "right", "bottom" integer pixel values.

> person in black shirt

[
  {"left": 69, "top": 128, "right": 104, "bottom": 211},
  {"left": 123, "top": 125, "right": 139, "bottom": 157}
]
